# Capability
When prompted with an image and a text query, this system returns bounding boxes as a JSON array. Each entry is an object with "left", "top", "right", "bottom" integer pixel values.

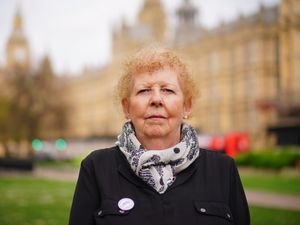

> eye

[
  {"left": 162, "top": 88, "right": 175, "bottom": 94},
  {"left": 137, "top": 89, "right": 150, "bottom": 94}
]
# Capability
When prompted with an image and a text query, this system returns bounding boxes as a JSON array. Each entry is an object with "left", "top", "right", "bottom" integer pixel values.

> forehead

[{"left": 132, "top": 68, "right": 180, "bottom": 86}]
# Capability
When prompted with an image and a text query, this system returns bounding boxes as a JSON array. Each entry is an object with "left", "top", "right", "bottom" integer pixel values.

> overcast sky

[{"left": 0, "top": 0, "right": 280, "bottom": 74}]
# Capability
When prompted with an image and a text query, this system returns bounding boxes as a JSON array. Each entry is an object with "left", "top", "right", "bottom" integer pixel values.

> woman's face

[{"left": 122, "top": 68, "right": 192, "bottom": 145}]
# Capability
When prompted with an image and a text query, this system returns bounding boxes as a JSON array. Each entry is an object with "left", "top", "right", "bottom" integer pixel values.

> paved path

[
  {"left": 1, "top": 168, "right": 300, "bottom": 211},
  {"left": 246, "top": 190, "right": 300, "bottom": 211},
  {"left": 34, "top": 168, "right": 79, "bottom": 181}
]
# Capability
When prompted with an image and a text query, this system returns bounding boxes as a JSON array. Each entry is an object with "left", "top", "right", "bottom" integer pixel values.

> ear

[
  {"left": 121, "top": 98, "right": 130, "bottom": 119},
  {"left": 183, "top": 98, "right": 192, "bottom": 117}
]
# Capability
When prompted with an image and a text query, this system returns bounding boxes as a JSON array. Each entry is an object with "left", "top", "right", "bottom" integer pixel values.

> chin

[
  {"left": 147, "top": 132, "right": 165, "bottom": 138},
  {"left": 145, "top": 128, "right": 166, "bottom": 138}
]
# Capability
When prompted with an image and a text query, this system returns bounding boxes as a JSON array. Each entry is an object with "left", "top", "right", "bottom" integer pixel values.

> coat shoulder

[
  {"left": 200, "top": 148, "right": 235, "bottom": 167},
  {"left": 81, "top": 146, "right": 118, "bottom": 167}
]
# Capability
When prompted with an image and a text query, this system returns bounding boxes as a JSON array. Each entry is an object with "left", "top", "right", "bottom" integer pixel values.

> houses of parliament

[{"left": 1, "top": 0, "right": 300, "bottom": 149}]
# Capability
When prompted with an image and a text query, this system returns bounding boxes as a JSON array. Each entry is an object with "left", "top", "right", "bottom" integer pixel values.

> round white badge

[{"left": 118, "top": 198, "right": 135, "bottom": 211}]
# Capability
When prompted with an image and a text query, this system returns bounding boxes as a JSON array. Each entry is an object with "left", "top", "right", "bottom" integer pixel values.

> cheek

[
  {"left": 128, "top": 98, "right": 147, "bottom": 116},
  {"left": 166, "top": 98, "right": 185, "bottom": 115}
]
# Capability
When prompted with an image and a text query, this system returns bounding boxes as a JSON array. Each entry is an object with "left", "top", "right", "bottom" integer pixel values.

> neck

[{"left": 136, "top": 131, "right": 181, "bottom": 150}]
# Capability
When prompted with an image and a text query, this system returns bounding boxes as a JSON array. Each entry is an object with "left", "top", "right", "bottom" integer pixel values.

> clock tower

[
  {"left": 138, "top": 0, "right": 166, "bottom": 41},
  {"left": 6, "top": 7, "right": 31, "bottom": 72}
]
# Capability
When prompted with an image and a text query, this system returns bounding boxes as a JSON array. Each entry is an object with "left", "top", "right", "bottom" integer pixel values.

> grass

[
  {"left": 239, "top": 168, "right": 300, "bottom": 195},
  {"left": 249, "top": 206, "right": 300, "bottom": 225},
  {"left": 0, "top": 177, "right": 75, "bottom": 225},
  {"left": 0, "top": 176, "right": 300, "bottom": 225}
]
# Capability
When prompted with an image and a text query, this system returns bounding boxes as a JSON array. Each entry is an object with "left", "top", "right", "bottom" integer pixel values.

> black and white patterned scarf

[{"left": 116, "top": 121, "right": 200, "bottom": 194}]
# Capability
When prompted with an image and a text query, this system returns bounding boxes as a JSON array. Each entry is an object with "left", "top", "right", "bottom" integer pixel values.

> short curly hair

[{"left": 117, "top": 45, "right": 199, "bottom": 103}]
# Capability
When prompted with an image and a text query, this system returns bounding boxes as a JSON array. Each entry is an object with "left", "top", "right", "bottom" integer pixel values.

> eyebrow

[{"left": 135, "top": 82, "right": 178, "bottom": 88}]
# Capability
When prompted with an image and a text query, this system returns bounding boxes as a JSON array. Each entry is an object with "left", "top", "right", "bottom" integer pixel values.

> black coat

[{"left": 69, "top": 146, "right": 250, "bottom": 225}]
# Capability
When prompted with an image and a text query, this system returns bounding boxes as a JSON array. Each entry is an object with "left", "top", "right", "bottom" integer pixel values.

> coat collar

[{"left": 115, "top": 146, "right": 201, "bottom": 194}]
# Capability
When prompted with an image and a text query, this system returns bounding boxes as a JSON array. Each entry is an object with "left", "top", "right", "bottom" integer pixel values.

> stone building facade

[{"left": 65, "top": 0, "right": 300, "bottom": 148}]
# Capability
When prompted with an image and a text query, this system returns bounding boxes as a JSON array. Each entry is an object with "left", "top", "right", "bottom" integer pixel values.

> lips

[{"left": 146, "top": 115, "right": 166, "bottom": 119}]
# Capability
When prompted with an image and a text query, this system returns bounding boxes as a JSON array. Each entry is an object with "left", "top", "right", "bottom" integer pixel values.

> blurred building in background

[
  {"left": 65, "top": 0, "right": 300, "bottom": 149},
  {"left": 1, "top": 0, "right": 299, "bottom": 154}
]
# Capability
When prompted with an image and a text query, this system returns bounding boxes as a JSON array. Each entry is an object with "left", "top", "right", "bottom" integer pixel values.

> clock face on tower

[{"left": 13, "top": 47, "right": 26, "bottom": 63}]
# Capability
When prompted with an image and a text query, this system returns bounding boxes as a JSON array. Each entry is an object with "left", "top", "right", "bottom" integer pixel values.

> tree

[
  {"left": 33, "top": 56, "right": 69, "bottom": 139},
  {"left": 0, "top": 96, "right": 12, "bottom": 156},
  {"left": 0, "top": 56, "right": 69, "bottom": 158}
]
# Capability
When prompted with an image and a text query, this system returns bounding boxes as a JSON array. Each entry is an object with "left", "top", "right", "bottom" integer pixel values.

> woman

[{"left": 69, "top": 46, "right": 250, "bottom": 225}]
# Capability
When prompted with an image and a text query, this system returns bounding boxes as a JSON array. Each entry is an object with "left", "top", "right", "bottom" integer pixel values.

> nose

[{"left": 150, "top": 89, "right": 163, "bottom": 107}]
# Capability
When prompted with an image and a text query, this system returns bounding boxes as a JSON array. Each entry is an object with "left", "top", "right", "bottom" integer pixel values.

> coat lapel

[
  {"left": 115, "top": 149, "right": 151, "bottom": 190},
  {"left": 167, "top": 156, "right": 199, "bottom": 192}
]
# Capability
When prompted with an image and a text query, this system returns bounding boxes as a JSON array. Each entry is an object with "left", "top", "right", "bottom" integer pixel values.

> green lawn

[
  {"left": 0, "top": 177, "right": 75, "bottom": 225},
  {"left": 239, "top": 168, "right": 300, "bottom": 195},
  {"left": 1, "top": 176, "right": 300, "bottom": 225},
  {"left": 249, "top": 206, "right": 300, "bottom": 225}
]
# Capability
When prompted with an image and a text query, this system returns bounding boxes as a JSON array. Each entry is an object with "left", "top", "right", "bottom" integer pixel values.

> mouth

[{"left": 146, "top": 115, "right": 166, "bottom": 119}]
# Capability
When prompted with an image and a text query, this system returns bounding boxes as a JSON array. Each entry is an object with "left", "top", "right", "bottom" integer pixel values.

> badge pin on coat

[{"left": 118, "top": 198, "right": 135, "bottom": 211}]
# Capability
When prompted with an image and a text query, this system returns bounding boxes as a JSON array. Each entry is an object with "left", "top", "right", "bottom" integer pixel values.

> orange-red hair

[{"left": 117, "top": 45, "right": 199, "bottom": 103}]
